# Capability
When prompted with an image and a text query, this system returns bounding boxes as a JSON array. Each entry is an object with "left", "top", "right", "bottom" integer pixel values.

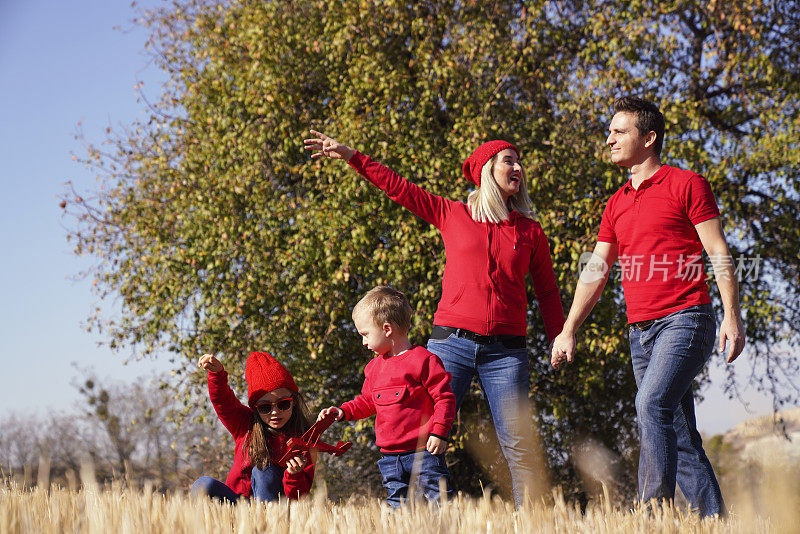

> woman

[{"left": 304, "top": 130, "right": 564, "bottom": 506}]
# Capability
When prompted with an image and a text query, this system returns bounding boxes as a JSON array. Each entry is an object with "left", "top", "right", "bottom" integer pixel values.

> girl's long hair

[
  {"left": 467, "top": 154, "right": 536, "bottom": 223},
  {"left": 244, "top": 390, "right": 313, "bottom": 469}
]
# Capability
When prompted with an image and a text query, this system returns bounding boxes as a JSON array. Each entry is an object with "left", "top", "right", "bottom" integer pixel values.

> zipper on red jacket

[
  {"left": 486, "top": 223, "right": 493, "bottom": 334},
  {"left": 488, "top": 222, "right": 504, "bottom": 334}
]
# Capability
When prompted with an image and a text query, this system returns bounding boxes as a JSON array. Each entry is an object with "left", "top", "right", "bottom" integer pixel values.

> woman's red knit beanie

[
  {"left": 462, "top": 140, "right": 519, "bottom": 187},
  {"left": 245, "top": 352, "right": 298, "bottom": 408}
]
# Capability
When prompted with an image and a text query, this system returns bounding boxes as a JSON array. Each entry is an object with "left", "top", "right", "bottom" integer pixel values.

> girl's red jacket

[
  {"left": 207, "top": 370, "right": 314, "bottom": 498},
  {"left": 348, "top": 152, "right": 564, "bottom": 340}
]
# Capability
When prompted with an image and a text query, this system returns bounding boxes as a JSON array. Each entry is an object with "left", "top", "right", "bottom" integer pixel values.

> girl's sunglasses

[{"left": 255, "top": 397, "right": 293, "bottom": 414}]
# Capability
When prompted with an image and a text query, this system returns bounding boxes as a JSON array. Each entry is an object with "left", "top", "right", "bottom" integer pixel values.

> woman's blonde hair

[{"left": 467, "top": 155, "right": 536, "bottom": 223}]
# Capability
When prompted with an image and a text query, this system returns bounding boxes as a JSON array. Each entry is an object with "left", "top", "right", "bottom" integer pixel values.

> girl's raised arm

[
  {"left": 201, "top": 355, "right": 252, "bottom": 438},
  {"left": 198, "top": 353, "right": 224, "bottom": 373}
]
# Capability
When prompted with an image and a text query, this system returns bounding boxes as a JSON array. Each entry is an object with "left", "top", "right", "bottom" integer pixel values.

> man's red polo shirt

[{"left": 597, "top": 165, "right": 720, "bottom": 323}]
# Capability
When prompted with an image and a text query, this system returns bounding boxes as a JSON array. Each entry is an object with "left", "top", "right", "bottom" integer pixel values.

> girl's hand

[
  {"left": 303, "top": 130, "right": 356, "bottom": 162},
  {"left": 198, "top": 353, "right": 224, "bottom": 373},
  {"left": 426, "top": 435, "right": 447, "bottom": 455},
  {"left": 285, "top": 453, "right": 309, "bottom": 475},
  {"left": 317, "top": 407, "right": 344, "bottom": 422}
]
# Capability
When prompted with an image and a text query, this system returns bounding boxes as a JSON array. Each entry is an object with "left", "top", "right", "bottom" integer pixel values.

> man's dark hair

[{"left": 613, "top": 96, "right": 665, "bottom": 156}]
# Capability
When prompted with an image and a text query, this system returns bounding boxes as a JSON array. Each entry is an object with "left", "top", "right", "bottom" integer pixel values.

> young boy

[{"left": 319, "top": 285, "right": 456, "bottom": 507}]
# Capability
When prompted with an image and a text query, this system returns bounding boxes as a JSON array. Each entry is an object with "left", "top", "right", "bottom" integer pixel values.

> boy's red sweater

[
  {"left": 339, "top": 346, "right": 456, "bottom": 453},
  {"left": 207, "top": 370, "right": 314, "bottom": 498},
  {"left": 348, "top": 152, "right": 564, "bottom": 340}
]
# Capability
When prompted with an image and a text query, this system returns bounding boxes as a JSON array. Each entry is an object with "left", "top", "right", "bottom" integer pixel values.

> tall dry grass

[
  {"left": 2, "top": 478, "right": 796, "bottom": 534},
  {"left": 4, "top": 429, "right": 800, "bottom": 534}
]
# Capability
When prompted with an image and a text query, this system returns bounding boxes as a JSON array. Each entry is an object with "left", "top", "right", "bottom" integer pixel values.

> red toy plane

[{"left": 276, "top": 411, "right": 352, "bottom": 467}]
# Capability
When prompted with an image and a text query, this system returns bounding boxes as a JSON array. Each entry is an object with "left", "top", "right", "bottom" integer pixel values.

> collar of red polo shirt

[{"left": 623, "top": 164, "right": 669, "bottom": 192}]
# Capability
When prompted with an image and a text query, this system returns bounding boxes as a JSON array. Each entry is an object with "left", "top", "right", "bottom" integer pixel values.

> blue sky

[
  {"left": 0, "top": 0, "right": 172, "bottom": 416},
  {"left": 0, "top": 0, "right": 790, "bottom": 434}
]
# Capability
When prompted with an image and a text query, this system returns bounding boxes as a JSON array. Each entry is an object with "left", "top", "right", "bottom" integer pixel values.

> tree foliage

[{"left": 64, "top": 0, "right": 800, "bottom": 499}]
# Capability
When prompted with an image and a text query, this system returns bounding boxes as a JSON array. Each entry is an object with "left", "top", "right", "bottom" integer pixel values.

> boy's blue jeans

[
  {"left": 190, "top": 463, "right": 285, "bottom": 503},
  {"left": 377, "top": 450, "right": 451, "bottom": 507},
  {"left": 630, "top": 303, "right": 725, "bottom": 517},
  {"left": 427, "top": 333, "right": 538, "bottom": 508}
]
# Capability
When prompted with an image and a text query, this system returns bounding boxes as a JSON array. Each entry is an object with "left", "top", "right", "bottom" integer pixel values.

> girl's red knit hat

[
  {"left": 462, "top": 140, "right": 519, "bottom": 187},
  {"left": 245, "top": 352, "right": 298, "bottom": 408}
]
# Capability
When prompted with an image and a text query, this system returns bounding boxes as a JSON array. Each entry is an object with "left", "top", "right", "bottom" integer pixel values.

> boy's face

[{"left": 353, "top": 310, "right": 392, "bottom": 356}]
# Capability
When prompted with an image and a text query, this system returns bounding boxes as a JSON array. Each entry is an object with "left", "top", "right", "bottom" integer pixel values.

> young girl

[{"left": 191, "top": 351, "right": 315, "bottom": 503}]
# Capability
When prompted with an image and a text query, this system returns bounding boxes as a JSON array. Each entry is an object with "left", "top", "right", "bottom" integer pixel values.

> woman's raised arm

[
  {"left": 304, "top": 130, "right": 356, "bottom": 161},
  {"left": 303, "top": 129, "right": 450, "bottom": 227}
]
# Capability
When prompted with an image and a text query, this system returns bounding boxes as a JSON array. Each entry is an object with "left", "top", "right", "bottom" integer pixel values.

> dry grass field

[
  {"left": 2, "top": 478, "right": 797, "bottom": 534},
  {"left": 4, "top": 409, "right": 800, "bottom": 533}
]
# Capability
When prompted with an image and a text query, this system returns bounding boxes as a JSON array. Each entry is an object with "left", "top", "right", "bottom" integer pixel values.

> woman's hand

[
  {"left": 198, "top": 353, "right": 224, "bottom": 373},
  {"left": 284, "top": 453, "right": 309, "bottom": 475},
  {"left": 304, "top": 130, "right": 356, "bottom": 162}
]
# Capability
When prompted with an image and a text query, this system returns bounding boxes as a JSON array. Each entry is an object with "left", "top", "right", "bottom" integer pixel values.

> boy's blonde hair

[
  {"left": 353, "top": 286, "right": 413, "bottom": 334},
  {"left": 467, "top": 155, "right": 536, "bottom": 223}
]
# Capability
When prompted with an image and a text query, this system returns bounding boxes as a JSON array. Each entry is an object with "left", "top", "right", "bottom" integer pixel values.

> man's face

[{"left": 606, "top": 112, "right": 650, "bottom": 167}]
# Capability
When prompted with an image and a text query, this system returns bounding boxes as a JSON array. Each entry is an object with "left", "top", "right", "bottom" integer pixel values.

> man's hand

[
  {"left": 426, "top": 435, "right": 447, "bottom": 455},
  {"left": 198, "top": 354, "right": 224, "bottom": 373},
  {"left": 719, "top": 313, "right": 745, "bottom": 363},
  {"left": 550, "top": 330, "right": 576, "bottom": 369}
]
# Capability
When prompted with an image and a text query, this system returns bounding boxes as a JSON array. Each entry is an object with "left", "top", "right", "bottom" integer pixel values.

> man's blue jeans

[
  {"left": 427, "top": 333, "right": 538, "bottom": 508},
  {"left": 377, "top": 450, "right": 451, "bottom": 507},
  {"left": 630, "top": 303, "right": 725, "bottom": 517}
]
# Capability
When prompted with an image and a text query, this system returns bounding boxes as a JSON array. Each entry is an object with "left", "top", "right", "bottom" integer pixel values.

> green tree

[{"left": 64, "top": 0, "right": 800, "bottom": 500}]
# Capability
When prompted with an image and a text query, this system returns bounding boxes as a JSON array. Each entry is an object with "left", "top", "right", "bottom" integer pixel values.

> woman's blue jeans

[
  {"left": 427, "top": 333, "right": 538, "bottom": 508},
  {"left": 630, "top": 303, "right": 725, "bottom": 517}
]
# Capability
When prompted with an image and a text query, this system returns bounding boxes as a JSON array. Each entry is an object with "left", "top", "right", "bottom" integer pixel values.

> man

[{"left": 551, "top": 96, "right": 745, "bottom": 517}]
